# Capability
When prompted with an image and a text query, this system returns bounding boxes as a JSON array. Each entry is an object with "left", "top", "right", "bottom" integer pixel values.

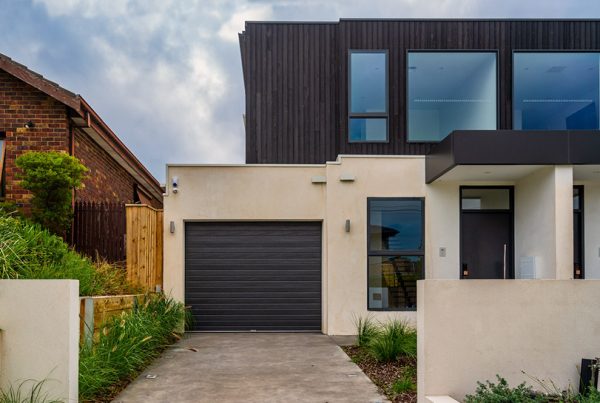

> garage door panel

[
  {"left": 185, "top": 222, "right": 322, "bottom": 331},
  {"left": 186, "top": 270, "right": 321, "bottom": 282}
]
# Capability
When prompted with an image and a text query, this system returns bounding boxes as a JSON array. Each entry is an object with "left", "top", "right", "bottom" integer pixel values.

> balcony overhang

[{"left": 425, "top": 130, "right": 600, "bottom": 183}]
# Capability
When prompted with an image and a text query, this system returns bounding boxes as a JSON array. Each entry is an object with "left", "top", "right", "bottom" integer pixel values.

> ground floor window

[{"left": 367, "top": 198, "right": 424, "bottom": 311}]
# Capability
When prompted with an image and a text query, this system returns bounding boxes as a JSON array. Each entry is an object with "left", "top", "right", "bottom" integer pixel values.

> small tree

[{"left": 16, "top": 151, "right": 88, "bottom": 234}]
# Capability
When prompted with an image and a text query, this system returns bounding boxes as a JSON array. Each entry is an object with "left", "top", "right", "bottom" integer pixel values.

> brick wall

[
  {"left": 73, "top": 128, "right": 137, "bottom": 204},
  {"left": 0, "top": 70, "right": 69, "bottom": 207}
]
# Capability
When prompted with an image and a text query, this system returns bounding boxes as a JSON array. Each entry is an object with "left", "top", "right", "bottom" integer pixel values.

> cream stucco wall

[
  {"left": 515, "top": 166, "right": 573, "bottom": 279},
  {"left": 164, "top": 157, "right": 580, "bottom": 335},
  {"left": 0, "top": 280, "right": 79, "bottom": 402},
  {"left": 583, "top": 182, "right": 600, "bottom": 279},
  {"left": 417, "top": 280, "right": 600, "bottom": 402}
]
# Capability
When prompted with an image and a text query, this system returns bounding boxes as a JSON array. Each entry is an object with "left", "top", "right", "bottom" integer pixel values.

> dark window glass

[
  {"left": 0, "top": 135, "right": 5, "bottom": 198},
  {"left": 368, "top": 256, "right": 423, "bottom": 311},
  {"left": 369, "top": 199, "right": 423, "bottom": 251},
  {"left": 349, "top": 118, "right": 387, "bottom": 142},
  {"left": 349, "top": 51, "right": 388, "bottom": 142},
  {"left": 408, "top": 52, "right": 497, "bottom": 142},
  {"left": 461, "top": 188, "right": 511, "bottom": 210},
  {"left": 368, "top": 198, "right": 424, "bottom": 311},
  {"left": 513, "top": 52, "right": 600, "bottom": 130}
]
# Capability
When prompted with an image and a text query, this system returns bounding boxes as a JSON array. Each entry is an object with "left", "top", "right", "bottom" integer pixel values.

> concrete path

[{"left": 113, "top": 333, "right": 387, "bottom": 403}]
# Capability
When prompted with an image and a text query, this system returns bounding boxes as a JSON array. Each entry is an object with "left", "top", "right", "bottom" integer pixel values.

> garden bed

[{"left": 342, "top": 345, "right": 417, "bottom": 403}]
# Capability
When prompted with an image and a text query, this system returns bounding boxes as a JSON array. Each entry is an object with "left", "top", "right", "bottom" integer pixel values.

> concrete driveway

[{"left": 113, "top": 333, "right": 387, "bottom": 403}]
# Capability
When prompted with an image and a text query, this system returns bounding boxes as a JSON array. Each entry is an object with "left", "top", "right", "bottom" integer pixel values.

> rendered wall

[
  {"left": 0, "top": 280, "right": 79, "bottom": 402},
  {"left": 417, "top": 280, "right": 600, "bottom": 403},
  {"left": 583, "top": 182, "right": 600, "bottom": 279},
  {"left": 515, "top": 166, "right": 573, "bottom": 279}
]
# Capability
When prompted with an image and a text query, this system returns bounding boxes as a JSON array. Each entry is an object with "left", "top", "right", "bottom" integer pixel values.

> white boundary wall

[
  {"left": 417, "top": 280, "right": 600, "bottom": 403},
  {"left": 0, "top": 280, "right": 79, "bottom": 402}
]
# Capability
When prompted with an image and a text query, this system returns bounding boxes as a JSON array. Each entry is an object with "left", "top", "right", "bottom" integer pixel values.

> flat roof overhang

[{"left": 425, "top": 130, "right": 600, "bottom": 183}]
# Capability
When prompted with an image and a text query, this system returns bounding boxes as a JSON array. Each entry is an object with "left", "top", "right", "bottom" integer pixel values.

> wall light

[
  {"left": 345, "top": 219, "right": 351, "bottom": 232},
  {"left": 172, "top": 176, "right": 179, "bottom": 193},
  {"left": 169, "top": 221, "right": 175, "bottom": 234}
]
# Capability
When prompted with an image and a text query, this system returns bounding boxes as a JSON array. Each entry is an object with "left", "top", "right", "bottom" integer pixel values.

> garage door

[{"left": 185, "top": 222, "right": 322, "bottom": 331}]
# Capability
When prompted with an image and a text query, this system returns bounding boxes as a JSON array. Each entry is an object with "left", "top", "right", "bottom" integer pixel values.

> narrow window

[
  {"left": 367, "top": 198, "right": 424, "bottom": 311},
  {"left": 513, "top": 52, "right": 600, "bottom": 130},
  {"left": 408, "top": 52, "right": 498, "bottom": 142},
  {"left": 574, "top": 186, "right": 584, "bottom": 279},
  {"left": 349, "top": 51, "right": 388, "bottom": 142}
]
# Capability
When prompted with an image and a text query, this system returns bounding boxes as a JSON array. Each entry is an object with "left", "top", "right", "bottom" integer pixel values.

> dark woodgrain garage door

[{"left": 185, "top": 222, "right": 322, "bottom": 331}]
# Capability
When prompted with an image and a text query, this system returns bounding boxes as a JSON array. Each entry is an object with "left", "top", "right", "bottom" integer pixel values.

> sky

[{"left": 1, "top": 0, "right": 599, "bottom": 183}]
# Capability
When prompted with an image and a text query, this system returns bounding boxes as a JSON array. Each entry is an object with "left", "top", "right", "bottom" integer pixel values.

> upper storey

[{"left": 239, "top": 19, "right": 600, "bottom": 164}]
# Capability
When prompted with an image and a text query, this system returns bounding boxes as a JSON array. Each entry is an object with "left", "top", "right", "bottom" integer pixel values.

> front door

[{"left": 460, "top": 187, "right": 514, "bottom": 279}]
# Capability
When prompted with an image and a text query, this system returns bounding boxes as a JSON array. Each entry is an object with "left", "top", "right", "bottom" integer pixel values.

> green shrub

[
  {"left": 367, "top": 319, "right": 417, "bottom": 362},
  {"left": 16, "top": 151, "right": 87, "bottom": 234},
  {"left": 79, "top": 294, "right": 186, "bottom": 401},
  {"left": 354, "top": 315, "right": 380, "bottom": 347},
  {"left": 0, "top": 379, "right": 62, "bottom": 403},
  {"left": 464, "top": 376, "right": 544, "bottom": 403},
  {"left": 392, "top": 375, "right": 416, "bottom": 394},
  {"left": 0, "top": 214, "right": 134, "bottom": 296}
]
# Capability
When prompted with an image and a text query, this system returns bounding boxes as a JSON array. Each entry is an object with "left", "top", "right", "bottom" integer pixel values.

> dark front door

[{"left": 460, "top": 187, "right": 514, "bottom": 279}]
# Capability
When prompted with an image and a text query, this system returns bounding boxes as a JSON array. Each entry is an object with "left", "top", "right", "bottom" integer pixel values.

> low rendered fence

[
  {"left": 126, "top": 204, "right": 163, "bottom": 292},
  {"left": 417, "top": 280, "right": 600, "bottom": 403}
]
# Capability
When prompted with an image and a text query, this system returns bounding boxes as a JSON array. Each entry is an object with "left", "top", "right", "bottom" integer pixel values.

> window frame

[
  {"left": 405, "top": 49, "right": 500, "bottom": 143},
  {"left": 511, "top": 49, "right": 600, "bottom": 130},
  {"left": 366, "top": 197, "right": 425, "bottom": 312},
  {"left": 348, "top": 49, "right": 389, "bottom": 143}
]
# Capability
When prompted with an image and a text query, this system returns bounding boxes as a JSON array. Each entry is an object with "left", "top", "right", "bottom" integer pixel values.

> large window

[
  {"left": 349, "top": 51, "right": 388, "bottom": 142},
  {"left": 513, "top": 52, "right": 600, "bottom": 130},
  {"left": 367, "top": 198, "right": 424, "bottom": 311},
  {"left": 408, "top": 52, "right": 497, "bottom": 142}
]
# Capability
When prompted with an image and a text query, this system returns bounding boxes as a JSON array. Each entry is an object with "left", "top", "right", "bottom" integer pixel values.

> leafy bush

[
  {"left": 16, "top": 151, "right": 87, "bottom": 234},
  {"left": 354, "top": 315, "right": 380, "bottom": 347},
  {"left": 0, "top": 214, "right": 135, "bottom": 296},
  {"left": 79, "top": 294, "right": 187, "bottom": 401},
  {"left": 367, "top": 319, "right": 417, "bottom": 362},
  {"left": 464, "top": 376, "right": 544, "bottom": 403}
]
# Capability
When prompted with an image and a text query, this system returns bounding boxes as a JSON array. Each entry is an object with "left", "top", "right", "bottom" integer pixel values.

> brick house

[{"left": 0, "top": 52, "right": 163, "bottom": 210}]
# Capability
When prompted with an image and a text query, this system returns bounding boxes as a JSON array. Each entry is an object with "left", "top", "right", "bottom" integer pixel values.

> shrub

[
  {"left": 367, "top": 319, "right": 417, "bottom": 362},
  {"left": 392, "top": 375, "right": 416, "bottom": 394},
  {"left": 16, "top": 151, "right": 87, "bottom": 234},
  {"left": 79, "top": 294, "right": 186, "bottom": 401},
  {"left": 354, "top": 315, "right": 380, "bottom": 347},
  {"left": 0, "top": 214, "right": 134, "bottom": 296},
  {"left": 464, "top": 376, "right": 544, "bottom": 403}
]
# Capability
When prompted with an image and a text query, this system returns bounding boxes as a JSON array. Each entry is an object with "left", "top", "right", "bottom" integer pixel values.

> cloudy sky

[{"left": 1, "top": 0, "right": 598, "bottom": 182}]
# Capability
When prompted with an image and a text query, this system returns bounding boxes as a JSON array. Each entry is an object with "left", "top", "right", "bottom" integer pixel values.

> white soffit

[
  {"left": 436, "top": 165, "right": 545, "bottom": 182},
  {"left": 574, "top": 165, "right": 600, "bottom": 181}
]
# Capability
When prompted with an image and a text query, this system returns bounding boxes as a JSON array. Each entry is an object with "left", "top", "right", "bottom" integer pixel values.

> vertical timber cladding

[
  {"left": 242, "top": 19, "right": 600, "bottom": 164},
  {"left": 185, "top": 222, "right": 322, "bottom": 331}
]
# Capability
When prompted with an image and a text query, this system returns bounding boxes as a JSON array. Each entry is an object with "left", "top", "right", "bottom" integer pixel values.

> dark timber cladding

[
  {"left": 185, "top": 222, "right": 322, "bottom": 331},
  {"left": 240, "top": 19, "right": 600, "bottom": 164}
]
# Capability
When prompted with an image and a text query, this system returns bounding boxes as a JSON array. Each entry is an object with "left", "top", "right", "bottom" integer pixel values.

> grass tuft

[
  {"left": 0, "top": 378, "right": 62, "bottom": 403},
  {"left": 367, "top": 319, "right": 417, "bottom": 362},
  {"left": 353, "top": 314, "right": 380, "bottom": 348},
  {"left": 78, "top": 293, "right": 187, "bottom": 401}
]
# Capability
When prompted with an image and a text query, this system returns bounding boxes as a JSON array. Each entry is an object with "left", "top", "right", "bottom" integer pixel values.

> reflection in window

[
  {"left": 513, "top": 52, "right": 600, "bottom": 130},
  {"left": 349, "top": 51, "right": 388, "bottom": 142},
  {"left": 461, "top": 188, "right": 511, "bottom": 210},
  {"left": 408, "top": 52, "right": 497, "bottom": 142},
  {"left": 368, "top": 198, "right": 424, "bottom": 311}
]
